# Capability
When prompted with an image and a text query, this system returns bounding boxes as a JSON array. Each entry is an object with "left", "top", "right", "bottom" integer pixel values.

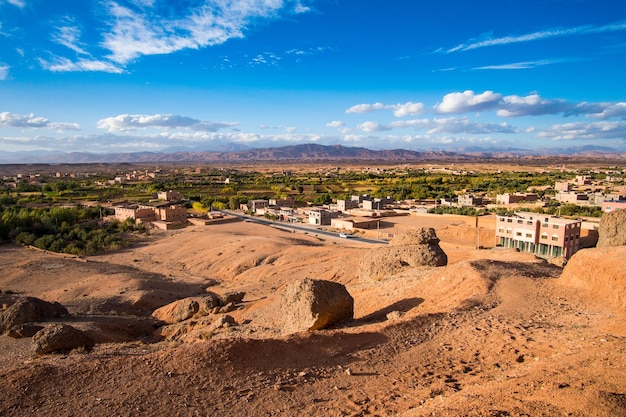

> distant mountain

[{"left": 1, "top": 143, "right": 625, "bottom": 164}]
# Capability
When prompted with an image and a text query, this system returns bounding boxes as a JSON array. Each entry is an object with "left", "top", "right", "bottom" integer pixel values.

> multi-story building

[
  {"left": 602, "top": 198, "right": 626, "bottom": 212},
  {"left": 495, "top": 212, "right": 581, "bottom": 259},
  {"left": 308, "top": 208, "right": 332, "bottom": 225}
]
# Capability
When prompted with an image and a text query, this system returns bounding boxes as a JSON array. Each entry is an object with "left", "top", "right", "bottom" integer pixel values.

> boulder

[
  {"left": 0, "top": 296, "right": 69, "bottom": 334},
  {"left": 279, "top": 278, "right": 354, "bottom": 334},
  {"left": 597, "top": 209, "right": 626, "bottom": 248},
  {"left": 359, "top": 228, "right": 447, "bottom": 282},
  {"left": 390, "top": 227, "right": 441, "bottom": 246},
  {"left": 32, "top": 324, "right": 95, "bottom": 355},
  {"left": 7, "top": 323, "right": 44, "bottom": 338},
  {"left": 152, "top": 298, "right": 200, "bottom": 324}
]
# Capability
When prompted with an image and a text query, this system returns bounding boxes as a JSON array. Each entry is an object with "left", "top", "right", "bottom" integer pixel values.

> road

[{"left": 214, "top": 209, "right": 389, "bottom": 245}]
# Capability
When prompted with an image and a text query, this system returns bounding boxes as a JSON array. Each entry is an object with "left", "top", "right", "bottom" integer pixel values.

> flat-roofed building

[{"left": 495, "top": 212, "right": 581, "bottom": 259}]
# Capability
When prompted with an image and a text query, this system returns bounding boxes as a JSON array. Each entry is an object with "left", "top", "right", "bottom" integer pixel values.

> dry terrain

[{"left": 0, "top": 214, "right": 625, "bottom": 416}]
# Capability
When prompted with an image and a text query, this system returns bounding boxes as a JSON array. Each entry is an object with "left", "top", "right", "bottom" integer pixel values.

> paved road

[{"left": 214, "top": 209, "right": 388, "bottom": 245}]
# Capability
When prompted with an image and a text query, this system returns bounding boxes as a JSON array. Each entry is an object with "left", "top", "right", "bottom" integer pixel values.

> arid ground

[{"left": 1, "top": 213, "right": 624, "bottom": 416}]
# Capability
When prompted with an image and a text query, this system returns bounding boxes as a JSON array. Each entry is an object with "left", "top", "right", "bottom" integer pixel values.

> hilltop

[{"left": 0, "top": 217, "right": 625, "bottom": 416}]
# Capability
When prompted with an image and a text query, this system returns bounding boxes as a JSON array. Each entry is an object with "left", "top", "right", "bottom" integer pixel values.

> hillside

[{"left": 0, "top": 220, "right": 625, "bottom": 416}]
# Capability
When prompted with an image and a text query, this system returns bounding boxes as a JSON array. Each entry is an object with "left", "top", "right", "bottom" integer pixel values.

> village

[{"left": 96, "top": 168, "right": 626, "bottom": 263}]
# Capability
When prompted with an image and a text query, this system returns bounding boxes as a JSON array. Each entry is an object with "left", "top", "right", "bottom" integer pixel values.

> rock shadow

[{"left": 353, "top": 297, "right": 424, "bottom": 325}]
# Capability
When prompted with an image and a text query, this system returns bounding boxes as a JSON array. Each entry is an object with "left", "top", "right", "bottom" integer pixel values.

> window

[
  {"left": 517, "top": 219, "right": 523, "bottom": 224},
  {"left": 541, "top": 233, "right": 548, "bottom": 240},
  {"left": 507, "top": 219, "right": 513, "bottom": 223},
  {"left": 551, "top": 235, "right": 559, "bottom": 241},
  {"left": 526, "top": 233, "right": 532, "bottom": 238},
  {"left": 527, "top": 221, "right": 533, "bottom": 225},
  {"left": 552, "top": 224, "right": 560, "bottom": 229},
  {"left": 542, "top": 223, "right": 548, "bottom": 228},
  {"left": 516, "top": 232, "right": 522, "bottom": 237},
  {"left": 498, "top": 228, "right": 504, "bottom": 233}
]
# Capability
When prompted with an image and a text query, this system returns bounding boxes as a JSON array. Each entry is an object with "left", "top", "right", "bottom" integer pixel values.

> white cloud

[
  {"left": 392, "top": 101, "right": 424, "bottom": 117},
  {"left": 0, "top": 112, "right": 80, "bottom": 130},
  {"left": 96, "top": 113, "right": 238, "bottom": 132},
  {"left": 447, "top": 20, "right": 626, "bottom": 53},
  {"left": 101, "top": 1, "right": 304, "bottom": 65},
  {"left": 356, "top": 117, "right": 514, "bottom": 135},
  {"left": 4, "top": 0, "right": 25, "bottom": 8},
  {"left": 434, "top": 90, "right": 502, "bottom": 114},
  {"left": 52, "top": 24, "right": 89, "bottom": 55},
  {"left": 39, "top": 57, "right": 124, "bottom": 73},
  {"left": 497, "top": 94, "right": 607, "bottom": 117},
  {"left": 326, "top": 120, "right": 345, "bottom": 128},
  {"left": 427, "top": 117, "right": 517, "bottom": 135},
  {"left": 357, "top": 121, "right": 391, "bottom": 133},
  {"left": 537, "top": 121, "right": 626, "bottom": 141},
  {"left": 346, "top": 103, "right": 385, "bottom": 114},
  {"left": 472, "top": 58, "right": 572, "bottom": 70},
  {"left": 0, "top": 63, "right": 8, "bottom": 80},
  {"left": 590, "top": 102, "right": 626, "bottom": 119}
]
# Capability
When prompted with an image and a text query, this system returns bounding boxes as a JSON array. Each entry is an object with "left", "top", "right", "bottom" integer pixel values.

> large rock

[
  {"left": 390, "top": 227, "right": 441, "bottom": 246},
  {"left": 32, "top": 324, "right": 95, "bottom": 355},
  {"left": 279, "top": 278, "right": 354, "bottom": 334},
  {"left": 359, "top": 228, "right": 447, "bottom": 282},
  {"left": 597, "top": 209, "right": 626, "bottom": 248},
  {"left": 152, "top": 298, "right": 200, "bottom": 324},
  {"left": 0, "top": 296, "right": 69, "bottom": 334},
  {"left": 151, "top": 294, "right": 226, "bottom": 324}
]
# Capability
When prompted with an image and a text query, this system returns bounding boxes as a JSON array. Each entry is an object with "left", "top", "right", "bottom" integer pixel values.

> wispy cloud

[
  {"left": 0, "top": 63, "right": 9, "bottom": 80},
  {"left": 0, "top": 112, "right": 80, "bottom": 131},
  {"left": 101, "top": 1, "right": 307, "bottom": 65},
  {"left": 472, "top": 58, "right": 574, "bottom": 70},
  {"left": 447, "top": 20, "right": 626, "bottom": 53},
  {"left": 39, "top": 57, "right": 124, "bottom": 73},
  {"left": 3, "top": 0, "right": 25, "bottom": 8},
  {"left": 52, "top": 23, "right": 89, "bottom": 55},
  {"left": 97, "top": 113, "right": 238, "bottom": 132}
]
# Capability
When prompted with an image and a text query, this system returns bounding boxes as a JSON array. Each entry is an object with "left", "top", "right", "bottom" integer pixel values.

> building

[
  {"left": 114, "top": 205, "right": 157, "bottom": 223},
  {"left": 457, "top": 194, "right": 483, "bottom": 207},
  {"left": 114, "top": 203, "right": 187, "bottom": 225},
  {"left": 602, "top": 198, "right": 626, "bottom": 212},
  {"left": 157, "top": 190, "right": 182, "bottom": 202},
  {"left": 496, "top": 193, "right": 539, "bottom": 205},
  {"left": 495, "top": 212, "right": 581, "bottom": 259},
  {"left": 247, "top": 199, "right": 269, "bottom": 213},
  {"left": 554, "top": 191, "right": 589, "bottom": 204},
  {"left": 308, "top": 208, "right": 332, "bottom": 225},
  {"left": 336, "top": 199, "right": 359, "bottom": 212}
]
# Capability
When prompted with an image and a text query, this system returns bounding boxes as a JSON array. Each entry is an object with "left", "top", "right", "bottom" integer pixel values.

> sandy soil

[{"left": 1, "top": 215, "right": 624, "bottom": 416}]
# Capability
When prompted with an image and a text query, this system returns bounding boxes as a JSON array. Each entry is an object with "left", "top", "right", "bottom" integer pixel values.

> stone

[
  {"left": 219, "top": 292, "right": 245, "bottom": 305},
  {"left": 359, "top": 228, "right": 447, "bottom": 282},
  {"left": 151, "top": 298, "right": 199, "bottom": 324},
  {"left": 7, "top": 323, "right": 44, "bottom": 338},
  {"left": 597, "top": 209, "right": 626, "bottom": 248},
  {"left": 32, "top": 324, "right": 94, "bottom": 355},
  {"left": 279, "top": 278, "right": 354, "bottom": 333},
  {"left": 0, "top": 296, "right": 69, "bottom": 334}
]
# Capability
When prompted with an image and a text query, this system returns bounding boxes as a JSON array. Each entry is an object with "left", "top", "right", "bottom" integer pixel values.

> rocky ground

[{"left": 0, "top": 216, "right": 624, "bottom": 416}]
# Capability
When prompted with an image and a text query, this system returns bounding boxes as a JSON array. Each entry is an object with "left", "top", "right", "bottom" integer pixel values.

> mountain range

[{"left": 0, "top": 144, "right": 624, "bottom": 164}]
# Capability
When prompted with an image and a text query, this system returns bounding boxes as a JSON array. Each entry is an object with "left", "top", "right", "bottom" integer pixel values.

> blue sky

[{"left": 1, "top": 0, "right": 626, "bottom": 156}]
